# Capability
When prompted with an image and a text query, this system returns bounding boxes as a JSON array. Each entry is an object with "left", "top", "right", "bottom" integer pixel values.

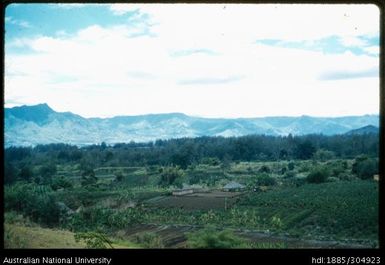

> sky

[{"left": 4, "top": 4, "right": 380, "bottom": 118}]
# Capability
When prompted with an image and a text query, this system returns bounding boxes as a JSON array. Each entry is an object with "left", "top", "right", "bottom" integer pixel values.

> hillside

[
  {"left": 345, "top": 125, "right": 379, "bottom": 135},
  {"left": 4, "top": 104, "right": 379, "bottom": 147}
]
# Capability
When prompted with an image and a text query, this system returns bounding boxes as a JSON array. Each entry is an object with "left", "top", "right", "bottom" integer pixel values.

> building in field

[
  {"left": 373, "top": 174, "right": 379, "bottom": 181},
  {"left": 172, "top": 188, "right": 194, "bottom": 196},
  {"left": 223, "top": 181, "right": 245, "bottom": 192}
]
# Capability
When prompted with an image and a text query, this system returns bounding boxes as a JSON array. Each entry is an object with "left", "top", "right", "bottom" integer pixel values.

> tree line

[{"left": 5, "top": 133, "right": 378, "bottom": 176}]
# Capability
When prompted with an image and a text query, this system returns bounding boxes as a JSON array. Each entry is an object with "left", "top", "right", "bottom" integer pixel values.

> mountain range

[{"left": 4, "top": 103, "right": 379, "bottom": 147}]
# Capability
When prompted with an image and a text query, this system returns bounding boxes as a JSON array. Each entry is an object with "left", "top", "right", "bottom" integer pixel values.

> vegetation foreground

[{"left": 4, "top": 134, "right": 379, "bottom": 248}]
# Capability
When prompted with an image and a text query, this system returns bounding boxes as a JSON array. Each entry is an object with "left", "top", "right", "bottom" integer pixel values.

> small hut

[{"left": 223, "top": 181, "right": 245, "bottom": 192}]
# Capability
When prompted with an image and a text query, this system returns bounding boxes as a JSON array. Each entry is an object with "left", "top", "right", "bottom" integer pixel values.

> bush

[
  {"left": 74, "top": 231, "right": 114, "bottom": 249},
  {"left": 133, "top": 232, "right": 164, "bottom": 248},
  {"left": 4, "top": 182, "right": 60, "bottom": 226},
  {"left": 256, "top": 174, "right": 276, "bottom": 186},
  {"left": 288, "top": 162, "right": 295, "bottom": 171},
  {"left": 158, "top": 166, "right": 185, "bottom": 187},
  {"left": 38, "top": 163, "right": 57, "bottom": 185},
  {"left": 313, "top": 149, "right": 335, "bottom": 161},
  {"left": 186, "top": 227, "right": 248, "bottom": 248},
  {"left": 258, "top": 165, "right": 271, "bottom": 173},
  {"left": 114, "top": 171, "right": 124, "bottom": 182},
  {"left": 51, "top": 176, "right": 73, "bottom": 190},
  {"left": 352, "top": 157, "right": 378, "bottom": 180},
  {"left": 284, "top": 171, "right": 295, "bottom": 179},
  {"left": 81, "top": 169, "right": 97, "bottom": 187},
  {"left": 201, "top": 157, "right": 220, "bottom": 166},
  {"left": 306, "top": 167, "right": 329, "bottom": 184},
  {"left": 327, "top": 177, "right": 339, "bottom": 182}
]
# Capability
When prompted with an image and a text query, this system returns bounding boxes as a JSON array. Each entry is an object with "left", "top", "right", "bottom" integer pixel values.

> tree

[
  {"left": 38, "top": 163, "right": 57, "bottom": 185},
  {"left": 313, "top": 149, "right": 335, "bottom": 161},
  {"left": 51, "top": 176, "right": 73, "bottom": 190},
  {"left": 4, "top": 162, "right": 17, "bottom": 185},
  {"left": 18, "top": 165, "right": 33, "bottom": 182},
  {"left": 220, "top": 154, "right": 232, "bottom": 171},
  {"left": 158, "top": 166, "right": 184, "bottom": 187},
  {"left": 4, "top": 182, "right": 60, "bottom": 226},
  {"left": 115, "top": 171, "right": 124, "bottom": 182},
  {"left": 279, "top": 149, "right": 288, "bottom": 159},
  {"left": 296, "top": 140, "right": 316, "bottom": 160},
  {"left": 201, "top": 157, "right": 220, "bottom": 166},
  {"left": 81, "top": 169, "right": 97, "bottom": 187}
]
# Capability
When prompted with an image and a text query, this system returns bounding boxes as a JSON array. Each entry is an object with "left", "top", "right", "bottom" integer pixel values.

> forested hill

[{"left": 4, "top": 103, "right": 379, "bottom": 147}]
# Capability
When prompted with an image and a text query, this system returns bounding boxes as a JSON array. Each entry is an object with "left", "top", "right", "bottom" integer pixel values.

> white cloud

[
  {"left": 109, "top": 4, "right": 379, "bottom": 43},
  {"left": 339, "top": 36, "right": 367, "bottom": 47},
  {"left": 109, "top": 4, "right": 139, "bottom": 16},
  {"left": 363, "top": 46, "right": 380, "bottom": 56},
  {"left": 5, "top": 16, "right": 31, "bottom": 28},
  {"left": 4, "top": 4, "right": 380, "bottom": 118}
]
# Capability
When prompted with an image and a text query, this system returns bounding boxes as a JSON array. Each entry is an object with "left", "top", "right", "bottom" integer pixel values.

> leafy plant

[
  {"left": 186, "top": 227, "right": 248, "bottom": 248},
  {"left": 74, "top": 231, "right": 114, "bottom": 249},
  {"left": 133, "top": 232, "right": 164, "bottom": 248}
]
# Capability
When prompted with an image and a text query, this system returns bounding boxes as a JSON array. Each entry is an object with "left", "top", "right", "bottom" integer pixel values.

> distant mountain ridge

[
  {"left": 4, "top": 104, "right": 380, "bottom": 147},
  {"left": 345, "top": 125, "right": 379, "bottom": 135}
]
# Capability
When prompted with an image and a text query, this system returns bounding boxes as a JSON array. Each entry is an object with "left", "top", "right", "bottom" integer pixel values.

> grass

[
  {"left": 4, "top": 223, "right": 140, "bottom": 249},
  {"left": 4, "top": 223, "right": 86, "bottom": 248}
]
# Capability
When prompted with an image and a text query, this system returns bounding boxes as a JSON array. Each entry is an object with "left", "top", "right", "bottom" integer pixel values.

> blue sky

[
  {"left": 4, "top": 4, "right": 380, "bottom": 118},
  {"left": 256, "top": 35, "right": 379, "bottom": 56}
]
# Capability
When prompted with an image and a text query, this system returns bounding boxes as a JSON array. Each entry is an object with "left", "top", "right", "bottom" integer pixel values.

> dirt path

[{"left": 116, "top": 224, "right": 374, "bottom": 249}]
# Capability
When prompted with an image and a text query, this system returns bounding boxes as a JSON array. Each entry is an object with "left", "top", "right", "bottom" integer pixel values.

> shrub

[
  {"left": 258, "top": 165, "right": 271, "bottom": 173},
  {"left": 4, "top": 182, "right": 60, "bottom": 226},
  {"left": 313, "top": 149, "right": 335, "bottom": 161},
  {"left": 74, "top": 231, "right": 114, "bottom": 249},
  {"left": 288, "top": 162, "right": 295, "bottom": 171},
  {"left": 81, "top": 169, "right": 97, "bottom": 187},
  {"left": 186, "top": 227, "right": 248, "bottom": 248},
  {"left": 284, "top": 171, "right": 295, "bottom": 179},
  {"left": 158, "top": 166, "right": 185, "bottom": 187},
  {"left": 201, "top": 157, "right": 220, "bottom": 166},
  {"left": 327, "top": 177, "right": 339, "bottom": 182},
  {"left": 133, "top": 232, "right": 164, "bottom": 248},
  {"left": 51, "top": 176, "right": 73, "bottom": 190},
  {"left": 352, "top": 157, "right": 378, "bottom": 180},
  {"left": 38, "top": 163, "right": 57, "bottom": 185},
  {"left": 306, "top": 167, "right": 329, "bottom": 184},
  {"left": 114, "top": 171, "right": 124, "bottom": 182},
  {"left": 256, "top": 174, "right": 276, "bottom": 186}
]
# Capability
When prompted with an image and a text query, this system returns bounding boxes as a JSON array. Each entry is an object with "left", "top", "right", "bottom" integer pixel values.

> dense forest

[{"left": 5, "top": 133, "right": 378, "bottom": 179}]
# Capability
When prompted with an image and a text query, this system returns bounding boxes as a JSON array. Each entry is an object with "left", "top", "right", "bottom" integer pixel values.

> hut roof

[{"left": 223, "top": 181, "right": 245, "bottom": 189}]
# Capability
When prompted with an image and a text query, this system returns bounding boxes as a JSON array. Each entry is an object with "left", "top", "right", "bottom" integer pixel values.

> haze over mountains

[{"left": 4, "top": 104, "right": 379, "bottom": 147}]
